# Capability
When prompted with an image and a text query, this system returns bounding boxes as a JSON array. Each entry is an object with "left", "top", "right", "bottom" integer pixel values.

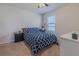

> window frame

[{"left": 47, "top": 16, "right": 56, "bottom": 31}]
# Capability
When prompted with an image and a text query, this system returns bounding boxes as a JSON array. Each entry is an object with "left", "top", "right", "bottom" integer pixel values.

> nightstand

[
  {"left": 60, "top": 32, "right": 79, "bottom": 56},
  {"left": 14, "top": 32, "right": 24, "bottom": 42}
]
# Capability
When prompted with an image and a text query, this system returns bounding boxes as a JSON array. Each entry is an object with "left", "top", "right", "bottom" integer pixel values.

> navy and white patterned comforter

[{"left": 23, "top": 28, "right": 57, "bottom": 55}]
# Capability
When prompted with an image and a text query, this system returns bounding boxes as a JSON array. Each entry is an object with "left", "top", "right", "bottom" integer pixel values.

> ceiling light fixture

[{"left": 38, "top": 3, "right": 48, "bottom": 8}]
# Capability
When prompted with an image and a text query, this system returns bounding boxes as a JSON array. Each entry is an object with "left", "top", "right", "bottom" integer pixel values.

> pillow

[{"left": 23, "top": 27, "right": 40, "bottom": 33}]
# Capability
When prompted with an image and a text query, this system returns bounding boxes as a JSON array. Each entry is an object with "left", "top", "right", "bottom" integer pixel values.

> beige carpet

[{"left": 0, "top": 41, "right": 60, "bottom": 56}]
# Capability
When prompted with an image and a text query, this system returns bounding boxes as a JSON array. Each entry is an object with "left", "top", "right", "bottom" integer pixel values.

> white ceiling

[{"left": 0, "top": 3, "right": 65, "bottom": 14}]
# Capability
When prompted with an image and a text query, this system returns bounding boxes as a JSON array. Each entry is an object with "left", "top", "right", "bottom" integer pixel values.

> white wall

[
  {"left": 0, "top": 5, "right": 41, "bottom": 44},
  {"left": 44, "top": 4, "right": 79, "bottom": 36}
]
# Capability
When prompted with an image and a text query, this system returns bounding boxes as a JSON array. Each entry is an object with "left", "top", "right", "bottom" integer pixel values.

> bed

[{"left": 23, "top": 28, "right": 58, "bottom": 55}]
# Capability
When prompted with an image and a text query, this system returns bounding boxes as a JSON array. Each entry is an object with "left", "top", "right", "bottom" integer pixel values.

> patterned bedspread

[{"left": 23, "top": 28, "right": 57, "bottom": 55}]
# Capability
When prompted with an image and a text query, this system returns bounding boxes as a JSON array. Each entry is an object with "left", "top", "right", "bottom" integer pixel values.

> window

[{"left": 47, "top": 16, "right": 56, "bottom": 31}]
